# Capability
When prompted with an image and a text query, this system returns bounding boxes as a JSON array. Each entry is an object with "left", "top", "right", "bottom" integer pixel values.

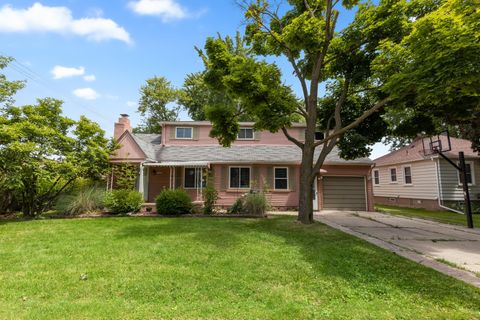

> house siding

[
  {"left": 373, "top": 160, "right": 438, "bottom": 200},
  {"left": 438, "top": 158, "right": 480, "bottom": 201},
  {"left": 164, "top": 124, "right": 305, "bottom": 146}
]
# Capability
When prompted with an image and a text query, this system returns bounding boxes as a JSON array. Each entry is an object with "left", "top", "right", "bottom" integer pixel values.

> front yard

[
  {"left": 376, "top": 204, "right": 480, "bottom": 227},
  {"left": 1, "top": 216, "right": 479, "bottom": 319}
]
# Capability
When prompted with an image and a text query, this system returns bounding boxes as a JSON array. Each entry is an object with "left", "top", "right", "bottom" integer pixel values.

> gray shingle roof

[{"left": 130, "top": 133, "right": 372, "bottom": 165}]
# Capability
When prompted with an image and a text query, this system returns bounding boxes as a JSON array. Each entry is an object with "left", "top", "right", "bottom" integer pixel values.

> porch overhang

[{"left": 143, "top": 161, "right": 210, "bottom": 168}]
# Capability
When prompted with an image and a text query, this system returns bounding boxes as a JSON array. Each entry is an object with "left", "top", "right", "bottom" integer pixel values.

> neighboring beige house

[{"left": 373, "top": 136, "right": 480, "bottom": 210}]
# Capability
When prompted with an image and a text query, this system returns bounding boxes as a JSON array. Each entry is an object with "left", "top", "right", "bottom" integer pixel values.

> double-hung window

[
  {"left": 229, "top": 167, "right": 250, "bottom": 189},
  {"left": 390, "top": 168, "right": 397, "bottom": 183},
  {"left": 237, "top": 128, "right": 254, "bottom": 140},
  {"left": 373, "top": 170, "right": 380, "bottom": 185},
  {"left": 274, "top": 167, "right": 289, "bottom": 190},
  {"left": 184, "top": 168, "right": 205, "bottom": 188},
  {"left": 404, "top": 166, "right": 412, "bottom": 184},
  {"left": 175, "top": 127, "right": 192, "bottom": 139},
  {"left": 458, "top": 161, "right": 474, "bottom": 185}
]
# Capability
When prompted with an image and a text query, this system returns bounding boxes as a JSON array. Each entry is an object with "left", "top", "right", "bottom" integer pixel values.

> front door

[{"left": 312, "top": 179, "right": 319, "bottom": 211}]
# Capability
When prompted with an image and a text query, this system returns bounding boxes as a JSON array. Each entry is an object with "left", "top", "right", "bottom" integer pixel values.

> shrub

[
  {"left": 104, "top": 189, "right": 143, "bottom": 214},
  {"left": 243, "top": 192, "right": 270, "bottom": 216},
  {"left": 227, "top": 192, "right": 270, "bottom": 216},
  {"left": 155, "top": 189, "right": 193, "bottom": 215},
  {"left": 55, "top": 187, "right": 105, "bottom": 215},
  {"left": 203, "top": 173, "right": 218, "bottom": 215},
  {"left": 228, "top": 197, "right": 244, "bottom": 215}
]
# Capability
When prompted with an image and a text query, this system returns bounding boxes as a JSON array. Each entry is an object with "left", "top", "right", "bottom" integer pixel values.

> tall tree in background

[
  {"left": 135, "top": 76, "right": 179, "bottom": 133},
  {"left": 198, "top": 0, "right": 478, "bottom": 224}
]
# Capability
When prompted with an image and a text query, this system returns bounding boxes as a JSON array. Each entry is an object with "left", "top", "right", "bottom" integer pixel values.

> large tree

[
  {"left": 198, "top": 0, "right": 478, "bottom": 223},
  {"left": 0, "top": 57, "right": 114, "bottom": 217},
  {"left": 134, "top": 76, "right": 179, "bottom": 133}
]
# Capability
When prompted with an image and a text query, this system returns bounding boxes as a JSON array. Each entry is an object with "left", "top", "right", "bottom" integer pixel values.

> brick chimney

[{"left": 114, "top": 114, "right": 132, "bottom": 140}]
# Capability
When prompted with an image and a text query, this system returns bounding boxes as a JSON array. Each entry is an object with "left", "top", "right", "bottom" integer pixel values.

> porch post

[{"left": 138, "top": 163, "right": 144, "bottom": 197}]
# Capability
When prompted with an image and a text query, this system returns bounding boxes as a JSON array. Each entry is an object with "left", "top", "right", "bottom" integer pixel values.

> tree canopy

[
  {"left": 0, "top": 57, "right": 114, "bottom": 216},
  {"left": 134, "top": 76, "right": 179, "bottom": 133},
  {"left": 197, "top": 0, "right": 479, "bottom": 223}
]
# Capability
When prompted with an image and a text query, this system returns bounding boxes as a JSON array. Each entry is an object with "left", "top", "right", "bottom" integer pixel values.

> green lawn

[
  {"left": 376, "top": 204, "right": 480, "bottom": 227},
  {"left": 1, "top": 217, "right": 479, "bottom": 319}
]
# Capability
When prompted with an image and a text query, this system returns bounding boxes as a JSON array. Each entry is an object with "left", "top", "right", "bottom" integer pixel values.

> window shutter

[
  {"left": 220, "top": 166, "right": 229, "bottom": 191},
  {"left": 254, "top": 131, "right": 261, "bottom": 141},
  {"left": 266, "top": 167, "right": 274, "bottom": 190},
  {"left": 193, "top": 127, "right": 199, "bottom": 140},
  {"left": 170, "top": 127, "right": 176, "bottom": 139},
  {"left": 289, "top": 166, "right": 296, "bottom": 191},
  {"left": 175, "top": 167, "right": 182, "bottom": 188}
]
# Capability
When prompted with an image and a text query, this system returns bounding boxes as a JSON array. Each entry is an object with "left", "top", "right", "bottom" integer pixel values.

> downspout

[{"left": 435, "top": 158, "right": 464, "bottom": 214}]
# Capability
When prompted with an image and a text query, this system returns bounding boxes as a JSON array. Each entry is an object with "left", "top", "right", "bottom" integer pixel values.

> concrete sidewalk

[{"left": 313, "top": 210, "right": 480, "bottom": 287}]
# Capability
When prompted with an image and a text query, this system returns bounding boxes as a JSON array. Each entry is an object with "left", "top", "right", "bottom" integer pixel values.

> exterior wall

[
  {"left": 111, "top": 133, "right": 146, "bottom": 162},
  {"left": 212, "top": 164, "right": 300, "bottom": 209},
  {"left": 438, "top": 158, "right": 480, "bottom": 201},
  {"left": 372, "top": 160, "right": 439, "bottom": 200},
  {"left": 319, "top": 165, "right": 374, "bottom": 211},
  {"left": 374, "top": 196, "right": 442, "bottom": 210},
  {"left": 163, "top": 124, "right": 305, "bottom": 146}
]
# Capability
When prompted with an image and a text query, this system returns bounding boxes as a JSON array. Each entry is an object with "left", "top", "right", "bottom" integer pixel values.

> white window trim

[
  {"left": 175, "top": 127, "right": 193, "bottom": 139},
  {"left": 389, "top": 167, "right": 398, "bottom": 184},
  {"left": 183, "top": 167, "right": 204, "bottom": 189},
  {"left": 274, "top": 167, "right": 289, "bottom": 190},
  {"left": 373, "top": 169, "right": 380, "bottom": 185},
  {"left": 457, "top": 161, "right": 475, "bottom": 186},
  {"left": 402, "top": 165, "right": 413, "bottom": 185},
  {"left": 237, "top": 128, "right": 254, "bottom": 140},
  {"left": 228, "top": 166, "right": 251, "bottom": 189}
]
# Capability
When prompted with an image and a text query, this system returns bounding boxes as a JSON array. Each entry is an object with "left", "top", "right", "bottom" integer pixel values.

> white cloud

[
  {"left": 128, "top": 0, "right": 188, "bottom": 22},
  {"left": 83, "top": 74, "right": 96, "bottom": 82},
  {"left": 73, "top": 87, "right": 100, "bottom": 100},
  {"left": 51, "top": 65, "right": 85, "bottom": 79},
  {"left": 0, "top": 2, "right": 132, "bottom": 44},
  {"left": 126, "top": 101, "right": 137, "bottom": 107}
]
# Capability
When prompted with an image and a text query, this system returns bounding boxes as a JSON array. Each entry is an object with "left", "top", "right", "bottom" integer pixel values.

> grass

[
  {"left": 376, "top": 204, "right": 480, "bottom": 227},
  {"left": 1, "top": 217, "right": 479, "bottom": 319}
]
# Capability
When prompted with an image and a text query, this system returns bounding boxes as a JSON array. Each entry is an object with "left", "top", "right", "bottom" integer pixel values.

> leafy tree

[
  {"left": 198, "top": 0, "right": 476, "bottom": 223},
  {"left": 0, "top": 99, "right": 114, "bottom": 217},
  {"left": 376, "top": 0, "right": 480, "bottom": 151},
  {"left": 112, "top": 162, "right": 138, "bottom": 190},
  {"left": 134, "top": 76, "right": 179, "bottom": 133}
]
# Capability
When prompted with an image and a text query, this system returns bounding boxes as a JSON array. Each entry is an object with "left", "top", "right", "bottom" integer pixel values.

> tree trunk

[{"left": 297, "top": 143, "right": 315, "bottom": 224}]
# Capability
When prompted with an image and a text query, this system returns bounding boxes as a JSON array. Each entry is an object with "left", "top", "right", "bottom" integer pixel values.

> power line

[{"left": 1, "top": 51, "right": 116, "bottom": 123}]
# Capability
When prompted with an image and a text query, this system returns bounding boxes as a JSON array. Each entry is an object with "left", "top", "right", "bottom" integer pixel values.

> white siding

[
  {"left": 438, "top": 159, "right": 480, "bottom": 201},
  {"left": 373, "top": 160, "right": 438, "bottom": 200}
]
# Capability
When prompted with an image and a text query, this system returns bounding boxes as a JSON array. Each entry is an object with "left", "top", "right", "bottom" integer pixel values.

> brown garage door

[{"left": 323, "top": 176, "right": 366, "bottom": 211}]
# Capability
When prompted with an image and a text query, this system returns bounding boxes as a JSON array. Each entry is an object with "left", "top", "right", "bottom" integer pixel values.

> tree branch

[
  {"left": 281, "top": 127, "right": 304, "bottom": 148},
  {"left": 314, "top": 97, "right": 391, "bottom": 147},
  {"left": 334, "top": 79, "right": 351, "bottom": 131}
]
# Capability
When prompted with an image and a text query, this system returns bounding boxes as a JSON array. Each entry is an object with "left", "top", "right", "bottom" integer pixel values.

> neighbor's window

[
  {"left": 390, "top": 168, "right": 397, "bottom": 182},
  {"left": 229, "top": 167, "right": 250, "bottom": 189},
  {"left": 274, "top": 167, "right": 289, "bottom": 190},
  {"left": 175, "top": 127, "right": 192, "bottom": 139},
  {"left": 458, "top": 161, "right": 474, "bottom": 185},
  {"left": 373, "top": 170, "right": 380, "bottom": 185},
  {"left": 184, "top": 168, "right": 205, "bottom": 188},
  {"left": 237, "top": 128, "right": 254, "bottom": 140},
  {"left": 404, "top": 166, "right": 412, "bottom": 184}
]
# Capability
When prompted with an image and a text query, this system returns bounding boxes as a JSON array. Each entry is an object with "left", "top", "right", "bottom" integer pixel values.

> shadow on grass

[{"left": 116, "top": 216, "right": 480, "bottom": 312}]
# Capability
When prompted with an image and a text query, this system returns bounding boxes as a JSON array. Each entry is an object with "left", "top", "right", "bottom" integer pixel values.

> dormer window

[
  {"left": 237, "top": 128, "right": 254, "bottom": 140},
  {"left": 175, "top": 127, "right": 192, "bottom": 139}
]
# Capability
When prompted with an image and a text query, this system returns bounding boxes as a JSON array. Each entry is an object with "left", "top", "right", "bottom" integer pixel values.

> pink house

[{"left": 110, "top": 114, "right": 375, "bottom": 211}]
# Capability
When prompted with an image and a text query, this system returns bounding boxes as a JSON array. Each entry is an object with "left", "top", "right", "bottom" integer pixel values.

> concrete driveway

[{"left": 314, "top": 210, "right": 480, "bottom": 287}]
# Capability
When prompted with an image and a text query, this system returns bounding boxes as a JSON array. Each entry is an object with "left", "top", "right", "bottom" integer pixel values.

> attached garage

[{"left": 322, "top": 176, "right": 367, "bottom": 211}]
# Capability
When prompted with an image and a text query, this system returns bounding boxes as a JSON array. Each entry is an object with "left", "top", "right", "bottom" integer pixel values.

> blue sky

[{"left": 0, "top": 0, "right": 389, "bottom": 158}]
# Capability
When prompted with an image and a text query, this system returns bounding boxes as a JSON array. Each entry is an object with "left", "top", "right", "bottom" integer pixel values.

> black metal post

[{"left": 459, "top": 152, "right": 474, "bottom": 228}]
